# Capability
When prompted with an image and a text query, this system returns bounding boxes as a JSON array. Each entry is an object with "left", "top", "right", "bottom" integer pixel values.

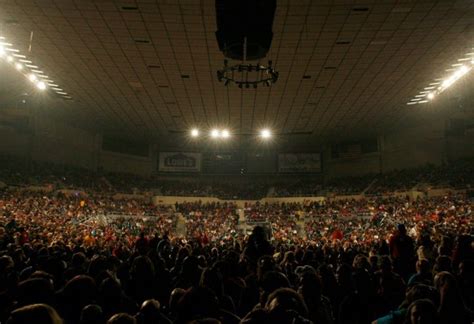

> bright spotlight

[
  {"left": 37, "top": 81, "right": 47, "bottom": 90},
  {"left": 458, "top": 65, "right": 468, "bottom": 75},
  {"left": 15, "top": 63, "right": 23, "bottom": 70},
  {"left": 221, "top": 129, "right": 230, "bottom": 138},
  {"left": 190, "top": 128, "right": 199, "bottom": 137},
  {"left": 427, "top": 93, "right": 435, "bottom": 100},
  {"left": 28, "top": 74, "right": 37, "bottom": 82},
  {"left": 0, "top": 46, "right": 5, "bottom": 56},
  {"left": 210, "top": 129, "right": 220, "bottom": 138},
  {"left": 260, "top": 129, "right": 272, "bottom": 139},
  {"left": 6, "top": 55, "right": 13, "bottom": 62}
]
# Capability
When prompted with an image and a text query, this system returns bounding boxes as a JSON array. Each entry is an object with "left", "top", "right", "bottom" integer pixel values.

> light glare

[
  {"left": 210, "top": 129, "right": 220, "bottom": 138},
  {"left": 15, "top": 63, "right": 23, "bottom": 70},
  {"left": 37, "top": 81, "right": 47, "bottom": 90},
  {"left": 6, "top": 55, "right": 13, "bottom": 62},
  {"left": 260, "top": 129, "right": 272, "bottom": 139},
  {"left": 221, "top": 129, "right": 230, "bottom": 138},
  {"left": 190, "top": 128, "right": 199, "bottom": 137},
  {"left": 427, "top": 93, "right": 435, "bottom": 100},
  {"left": 28, "top": 74, "right": 37, "bottom": 82}
]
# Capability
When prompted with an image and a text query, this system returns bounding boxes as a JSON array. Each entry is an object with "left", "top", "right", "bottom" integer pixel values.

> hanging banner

[
  {"left": 158, "top": 152, "right": 202, "bottom": 172},
  {"left": 278, "top": 153, "right": 321, "bottom": 173}
]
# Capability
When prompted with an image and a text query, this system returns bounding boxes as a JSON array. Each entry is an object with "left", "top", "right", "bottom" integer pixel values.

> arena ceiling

[{"left": 0, "top": 0, "right": 474, "bottom": 146}]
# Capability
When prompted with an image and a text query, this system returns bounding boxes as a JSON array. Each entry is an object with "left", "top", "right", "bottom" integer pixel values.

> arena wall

[
  {"left": 98, "top": 150, "right": 154, "bottom": 176},
  {"left": 0, "top": 126, "right": 30, "bottom": 157},
  {"left": 324, "top": 152, "right": 381, "bottom": 178},
  {"left": 31, "top": 116, "right": 100, "bottom": 170},
  {"left": 1, "top": 108, "right": 472, "bottom": 179},
  {"left": 381, "top": 120, "right": 445, "bottom": 171},
  {"left": 323, "top": 115, "right": 448, "bottom": 179},
  {"left": 445, "top": 130, "right": 474, "bottom": 161},
  {"left": 152, "top": 195, "right": 325, "bottom": 207}
]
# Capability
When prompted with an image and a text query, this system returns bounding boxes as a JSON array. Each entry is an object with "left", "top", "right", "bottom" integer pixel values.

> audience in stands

[
  {"left": 0, "top": 154, "right": 473, "bottom": 323},
  {"left": 3, "top": 155, "right": 473, "bottom": 199}
]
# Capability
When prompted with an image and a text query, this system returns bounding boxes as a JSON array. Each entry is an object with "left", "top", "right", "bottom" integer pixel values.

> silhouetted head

[
  {"left": 405, "top": 299, "right": 437, "bottom": 324},
  {"left": 80, "top": 304, "right": 103, "bottom": 324},
  {"left": 107, "top": 313, "right": 136, "bottom": 324},
  {"left": 7, "top": 304, "right": 63, "bottom": 324},
  {"left": 398, "top": 224, "right": 407, "bottom": 235}
]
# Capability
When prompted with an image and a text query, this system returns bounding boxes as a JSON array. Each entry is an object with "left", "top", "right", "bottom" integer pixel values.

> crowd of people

[
  {"left": 176, "top": 202, "right": 240, "bottom": 243},
  {"left": 3, "top": 155, "right": 473, "bottom": 200},
  {"left": 243, "top": 202, "right": 302, "bottom": 242},
  {"left": 0, "top": 189, "right": 473, "bottom": 323},
  {"left": 0, "top": 154, "right": 473, "bottom": 323},
  {"left": 158, "top": 181, "right": 269, "bottom": 200}
]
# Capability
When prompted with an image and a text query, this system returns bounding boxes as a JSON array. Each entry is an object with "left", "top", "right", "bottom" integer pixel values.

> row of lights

[
  {"left": 0, "top": 36, "right": 71, "bottom": 99},
  {"left": 407, "top": 49, "right": 474, "bottom": 105},
  {"left": 190, "top": 128, "right": 272, "bottom": 139}
]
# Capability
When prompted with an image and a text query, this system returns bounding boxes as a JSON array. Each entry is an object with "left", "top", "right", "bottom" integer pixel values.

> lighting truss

[
  {"left": 0, "top": 35, "right": 71, "bottom": 100},
  {"left": 407, "top": 48, "right": 474, "bottom": 105},
  {"left": 217, "top": 60, "right": 279, "bottom": 88}
]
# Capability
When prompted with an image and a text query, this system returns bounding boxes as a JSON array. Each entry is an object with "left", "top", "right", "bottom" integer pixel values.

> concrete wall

[
  {"left": 98, "top": 150, "right": 155, "bottom": 176},
  {"left": 324, "top": 112, "right": 451, "bottom": 178},
  {"left": 0, "top": 126, "right": 30, "bottom": 157},
  {"left": 325, "top": 152, "right": 381, "bottom": 178},
  {"left": 0, "top": 113, "right": 156, "bottom": 176},
  {"left": 381, "top": 119, "right": 445, "bottom": 171},
  {"left": 31, "top": 116, "right": 100, "bottom": 170},
  {"left": 152, "top": 195, "right": 325, "bottom": 207}
]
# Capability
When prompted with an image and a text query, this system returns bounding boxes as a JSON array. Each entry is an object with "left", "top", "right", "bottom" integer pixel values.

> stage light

[
  {"left": 15, "top": 63, "right": 23, "bottom": 70},
  {"left": 28, "top": 74, "right": 37, "bottom": 82},
  {"left": 260, "top": 129, "right": 272, "bottom": 139},
  {"left": 190, "top": 128, "right": 199, "bottom": 137},
  {"left": 37, "top": 81, "right": 47, "bottom": 90},
  {"left": 427, "top": 93, "right": 435, "bottom": 100},
  {"left": 210, "top": 129, "right": 220, "bottom": 138},
  {"left": 221, "top": 129, "right": 230, "bottom": 138}
]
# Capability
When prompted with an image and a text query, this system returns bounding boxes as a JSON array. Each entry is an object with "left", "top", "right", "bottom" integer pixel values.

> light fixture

[
  {"left": 0, "top": 35, "right": 70, "bottom": 100},
  {"left": 217, "top": 60, "right": 279, "bottom": 88},
  {"left": 210, "top": 129, "right": 220, "bottom": 138},
  {"left": 37, "top": 81, "right": 47, "bottom": 90},
  {"left": 260, "top": 129, "right": 272, "bottom": 139},
  {"left": 440, "top": 65, "right": 471, "bottom": 90},
  {"left": 408, "top": 51, "right": 474, "bottom": 105},
  {"left": 221, "top": 129, "right": 230, "bottom": 138},
  {"left": 190, "top": 128, "right": 199, "bottom": 137}
]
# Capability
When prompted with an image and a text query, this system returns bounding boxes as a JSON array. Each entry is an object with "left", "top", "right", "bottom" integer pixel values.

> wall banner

[
  {"left": 158, "top": 152, "right": 202, "bottom": 172},
  {"left": 278, "top": 153, "right": 321, "bottom": 173}
]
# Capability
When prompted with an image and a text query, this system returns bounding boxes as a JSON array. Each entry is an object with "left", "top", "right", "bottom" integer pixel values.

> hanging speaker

[{"left": 215, "top": 0, "right": 276, "bottom": 61}]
